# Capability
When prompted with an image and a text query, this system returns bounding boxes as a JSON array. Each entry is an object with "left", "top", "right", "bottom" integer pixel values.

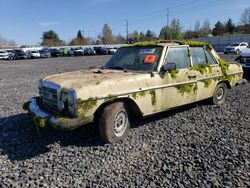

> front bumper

[{"left": 26, "top": 97, "right": 90, "bottom": 130}]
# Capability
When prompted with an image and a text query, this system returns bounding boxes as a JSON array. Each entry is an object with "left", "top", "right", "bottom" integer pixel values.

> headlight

[{"left": 68, "top": 89, "right": 77, "bottom": 106}]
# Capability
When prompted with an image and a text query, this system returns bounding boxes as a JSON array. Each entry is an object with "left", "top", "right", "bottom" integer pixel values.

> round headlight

[{"left": 68, "top": 90, "right": 76, "bottom": 106}]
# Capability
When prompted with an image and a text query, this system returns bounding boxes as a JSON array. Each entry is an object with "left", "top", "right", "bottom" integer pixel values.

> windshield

[{"left": 103, "top": 46, "right": 163, "bottom": 72}]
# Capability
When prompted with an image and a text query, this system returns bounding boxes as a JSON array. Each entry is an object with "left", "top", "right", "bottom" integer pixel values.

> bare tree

[
  {"left": 240, "top": 7, "right": 250, "bottom": 25},
  {"left": 200, "top": 19, "right": 211, "bottom": 37},
  {"left": 0, "top": 36, "right": 16, "bottom": 46},
  {"left": 102, "top": 24, "right": 114, "bottom": 44},
  {"left": 194, "top": 20, "right": 200, "bottom": 32}
]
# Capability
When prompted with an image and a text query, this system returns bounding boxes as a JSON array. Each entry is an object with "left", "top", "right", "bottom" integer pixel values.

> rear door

[{"left": 190, "top": 47, "right": 221, "bottom": 101}]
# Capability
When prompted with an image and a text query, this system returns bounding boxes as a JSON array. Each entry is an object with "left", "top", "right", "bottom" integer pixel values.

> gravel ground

[{"left": 0, "top": 55, "right": 249, "bottom": 187}]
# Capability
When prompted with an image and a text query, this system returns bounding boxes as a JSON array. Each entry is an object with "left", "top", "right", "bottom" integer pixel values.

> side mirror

[{"left": 162, "top": 62, "right": 176, "bottom": 72}]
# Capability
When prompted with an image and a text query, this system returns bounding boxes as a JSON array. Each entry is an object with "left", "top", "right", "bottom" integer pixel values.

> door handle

[{"left": 188, "top": 75, "right": 196, "bottom": 78}]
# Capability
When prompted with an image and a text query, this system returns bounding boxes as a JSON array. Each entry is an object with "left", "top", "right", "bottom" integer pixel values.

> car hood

[
  {"left": 43, "top": 69, "right": 153, "bottom": 99},
  {"left": 241, "top": 48, "right": 250, "bottom": 57}
]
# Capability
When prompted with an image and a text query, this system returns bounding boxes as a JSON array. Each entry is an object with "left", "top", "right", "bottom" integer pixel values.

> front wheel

[
  {"left": 99, "top": 102, "right": 130, "bottom": 143},
  {"left": 212, "top": 83, "right": 228, "bottom": 105}
]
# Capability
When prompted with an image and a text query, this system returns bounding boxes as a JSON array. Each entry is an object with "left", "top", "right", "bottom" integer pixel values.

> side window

[
  {"left": 191, "top": 47, "right": 206, "bottom": 65},
  {"left": 165, "top": 47, "right": 191, "bottom": 69},
  {"left": 204, "top": 50, "right": 216, "bottom": 64}
]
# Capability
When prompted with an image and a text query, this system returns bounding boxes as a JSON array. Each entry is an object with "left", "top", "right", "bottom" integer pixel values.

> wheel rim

[
  {"left": 216, "top": 87, "right": 224, "bottom": 101},
  {"left": 113, "top": 109, "right": 128, "bottom": 137}
]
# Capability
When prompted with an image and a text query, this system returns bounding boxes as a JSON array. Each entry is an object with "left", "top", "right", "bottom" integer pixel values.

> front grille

[{"left": 41, "top": 86, "right": 58, "bottom": 113}]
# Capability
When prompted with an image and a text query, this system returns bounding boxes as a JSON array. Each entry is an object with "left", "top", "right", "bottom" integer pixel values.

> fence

[{"left": 194, "top": 34, "right": 250, "bottom": 52}]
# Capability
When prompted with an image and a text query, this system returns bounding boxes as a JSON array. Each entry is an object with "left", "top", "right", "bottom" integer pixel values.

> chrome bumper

[{"left": 27, "top": 97, "right": 89, "bottom": 130}]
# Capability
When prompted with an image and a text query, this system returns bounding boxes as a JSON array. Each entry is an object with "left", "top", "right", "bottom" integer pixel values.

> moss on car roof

[{"left": 133, "top": 40, "right": 213, "bottom": 50}]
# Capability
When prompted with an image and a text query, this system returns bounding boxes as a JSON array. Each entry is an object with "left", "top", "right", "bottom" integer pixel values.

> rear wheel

[
  {"left": 212, "top": 83, "right": 228, "bottom": 105},
  {"left": 99, "top": 102, "right": 130, "bottom": 143}
]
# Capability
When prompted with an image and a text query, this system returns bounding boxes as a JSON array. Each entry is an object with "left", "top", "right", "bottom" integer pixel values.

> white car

[
  {"left": 0, "top": 50, "right": 11, "bottom": 60},
  {"left": 224, "top": 42, "right": 248, "bottom": 54},
  {"left": 30, "top": 50, "right": 41, "bottom": 58},
  {"left": 107, "top": 47, "right": 117, "bottom": 54}
]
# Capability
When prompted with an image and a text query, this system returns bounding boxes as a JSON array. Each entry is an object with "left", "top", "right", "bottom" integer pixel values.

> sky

[{"left": 0, "top": 0, "right": 249, "bottom": 45}]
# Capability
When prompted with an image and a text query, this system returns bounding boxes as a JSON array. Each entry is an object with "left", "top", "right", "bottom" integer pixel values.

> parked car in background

[
  {"left": 73, "top": 47, "right": 84, "bottom": 56},
  {"left": 67, "top": 48, "right": 75, "bottom": 56},
  {"left": 39, "top": 48, "right": 51, "bottom": 58},
  {"left": 235, "top": 48, "right": 250, "bottom": 78},
  {"left": 0, "top": 50, "right": 11, "bottom": 60},
  {"left": 84, "top": 47, "right": 96, "bottom": 55},
  {"left": 224, "top": 42, "right": 248, "bottom": 54},
  {"left": 30, "top": 50, "right": 41, "bottom": 59},
  {"left": 24, "top": 40, "right": 244, "bottom": 144},
  {"left": 50, "top": 48, "right": 64, "bottom": 57},
  {"left": 107, "top": 47, "right": 117, "bottom": 54},
  {"left": 6, "top": 49, "right": 17, "bottom": 59},
  {"left": 94, "top": 47, "right": 108, "bottom": 55},
  {"left": 14, "top": 49, "right": 32, "bottom": 59}
]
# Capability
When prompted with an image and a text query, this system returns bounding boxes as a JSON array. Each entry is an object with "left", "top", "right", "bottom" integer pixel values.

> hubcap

[
  {"left": 113, "top": 109, "right": 128, "bottom": 137},
  {"left": 216, "top": 87, "right": 224, "bottom": 101}
]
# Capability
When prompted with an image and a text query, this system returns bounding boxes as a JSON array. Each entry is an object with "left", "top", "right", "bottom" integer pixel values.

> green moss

[
  {"left": 104, "top": 94, "right": 117, "bottom": 102},
  {"left": 175, "top": 84, "right": 194, "bottom": 96},
  {"left": 178, "top": 40, "right": 213, "bottom": 50},
  {"left": 22, "top": 101, "right": 30, "bottom": 111},
  {"left": 95, "top": 81, "right": 101, "bottom": 85},
  {"left": 219, "top": 74, "right": 235, "bottom": 83},
  {"left": 202, "top": 79, "right": 212, "bottom": 88},
  {"left": 34, "top": 116, "right": 48, "bottom": 128},
  {"left": 149, "top": 90, "right": 156, "bottom": 106},
  {"left": 133, "top": 41, "right": 158, "bottom": 46},
  {"left": 131, "top": 92, "right": 137, "bottom": 99},
  {"left": 138, "top": 91, "right": 146, "bottom": 97},
  {"left": 218, "top": 58, "right": 229, "bottom": 75},
  {"left": 189, "top": 63, "right": 212, "bottom": 75},
  {"left": 169, "top": 68, "right": 179, "bottom": 79},
  {"left": 77, "top": 97, "right": 98, "bottom": 118}
]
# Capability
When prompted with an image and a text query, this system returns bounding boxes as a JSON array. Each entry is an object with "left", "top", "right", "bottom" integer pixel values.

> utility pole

[
  {"left": 126, "top": 19, "right": 129, "bottom": 44},
  {"left": 167, "top": 8, "right": 169, "bottom": 27}
]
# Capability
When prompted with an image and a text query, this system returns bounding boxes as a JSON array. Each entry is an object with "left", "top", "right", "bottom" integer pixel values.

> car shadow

[
  {"left": 0, "top": 100, "right": 222, "bottom": 161},
  {"left": 0, "top": 113, "right": 104, "bottom": 161}
]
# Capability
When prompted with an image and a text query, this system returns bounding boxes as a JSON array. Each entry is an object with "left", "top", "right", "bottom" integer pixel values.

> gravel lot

[{"left": 0, "top": 54, "right": 249, "bottom": 187}]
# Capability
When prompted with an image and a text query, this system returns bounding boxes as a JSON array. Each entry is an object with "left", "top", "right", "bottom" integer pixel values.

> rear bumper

[{"left": 26, "top": 97, "right": 90, "bottom": 130}]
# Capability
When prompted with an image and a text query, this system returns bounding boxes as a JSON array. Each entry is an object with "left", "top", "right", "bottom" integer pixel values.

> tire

[
  {"left": 212, "top": 83, "right": 228, "bottom": 105},
  {"left": 99, "top": 102, "right": 130, "bottom": 143}
]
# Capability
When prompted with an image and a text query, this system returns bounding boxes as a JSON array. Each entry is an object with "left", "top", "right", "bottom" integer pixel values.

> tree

[
  {"left": 170, "top": 19, "right": 182, "bottom": 39},
  {"left": 183, "top": 31, "right": 200, "bottom": 39},
  {"left": 69, "top": 30, "right": 85, "bottom": 45},
  {"left": 240, "top": 7, "right": 250, "bottom": 25},
  {"left": 114, "top": 34, "right": 126, "bottom": 44},
  {"left": 159, "top": 26, "right": 172, "bottom": 40},
  {"left": 194, "top": 20, "right": 200, "bottom": 32},
  {"left": 0, "top": 36, "right": 16, "bottom": 46},
  {"left": 41, "top": 30, "right": 64, "bottom": 46},
  {"left": 145, "top": 30, "right": 156, "bottom": 41},
  {"left": 224, "top": 18, "right": 235, "bottom": 34},
  {"left": 77, "top": 30, "right": 83, "bottom": 39},
  {"left": 159, "top": 19, "right": 182, "bottom": 40},
  {"left": 102, "top": 24, "right": 114, "bottom": 44},
  {"left": 212, "top": 21, "right": 225, "bottom": 36},
  {"left": 200, "top": 19, "right": 211, "bottom": 37}
]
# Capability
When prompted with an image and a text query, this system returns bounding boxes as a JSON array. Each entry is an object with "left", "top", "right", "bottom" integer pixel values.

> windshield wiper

[{"left": 105, "top": 65, "right": 128, "bottom": 72}]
